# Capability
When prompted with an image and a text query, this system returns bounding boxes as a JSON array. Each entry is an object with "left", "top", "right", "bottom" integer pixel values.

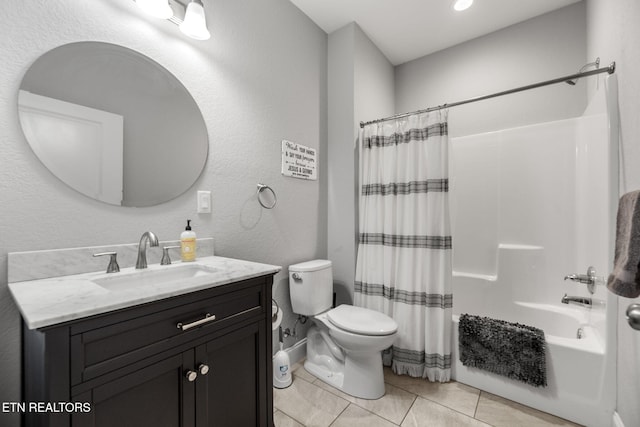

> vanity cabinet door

[
  {"left": 72, "top": 350, "right": 195, "bottom": 427},
  {"left": 195, "top": 320, "right": 270, "bottom": 427}
]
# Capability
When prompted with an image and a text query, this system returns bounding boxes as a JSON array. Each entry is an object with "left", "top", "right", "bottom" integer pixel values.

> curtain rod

[{"left": 359, "top": 61, "right": 616, "bottom": 128}]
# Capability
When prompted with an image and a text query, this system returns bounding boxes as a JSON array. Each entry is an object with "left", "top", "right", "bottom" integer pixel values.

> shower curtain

[{"left": 354, "top": 110, "right": 453, "bottom": 382}]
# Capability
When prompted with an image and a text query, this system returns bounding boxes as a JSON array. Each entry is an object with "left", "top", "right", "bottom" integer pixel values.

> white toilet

[{"left": 289, "top": 260, "right": 398, "bottom": 399}]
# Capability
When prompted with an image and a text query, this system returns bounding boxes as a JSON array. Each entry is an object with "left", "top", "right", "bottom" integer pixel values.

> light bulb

[
  {"left": 453, "top": 0, "right": 473, "bottom": 12},
  {"left": 136, "top": 0, "right": 173, "bottom": 19},
  {"left": 180, "top": 1, "right": 211, "bottom": 40}
]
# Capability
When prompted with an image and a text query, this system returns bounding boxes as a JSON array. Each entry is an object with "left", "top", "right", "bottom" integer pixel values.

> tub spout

[{"left": 561, "top": 293, "right": 592, "bottom": 309}]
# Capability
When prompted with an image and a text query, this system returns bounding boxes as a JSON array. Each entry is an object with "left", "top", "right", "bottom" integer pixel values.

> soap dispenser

[{"left": 180, "top": 220, "right": 197, "bottom": 262}]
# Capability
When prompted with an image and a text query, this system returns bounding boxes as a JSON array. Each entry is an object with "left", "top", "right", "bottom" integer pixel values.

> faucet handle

[
  {"left": 93, "top": 252, "right": 120, "bottom": 273},
  {"left": 161, "top": 246, "right": 181, "bottom": 265},
  {"left": 564, "top": 266, "right": 602, "bottom": 294}
]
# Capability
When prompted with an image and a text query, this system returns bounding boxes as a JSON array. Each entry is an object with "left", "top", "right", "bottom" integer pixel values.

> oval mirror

[{"left": 18, "top": 42, "right": 208, "bottom": 207}]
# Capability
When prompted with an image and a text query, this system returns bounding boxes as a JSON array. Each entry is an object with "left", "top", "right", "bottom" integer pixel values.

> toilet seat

[{"left": 327, "top": 305, "right": 397, "bottom": 336}]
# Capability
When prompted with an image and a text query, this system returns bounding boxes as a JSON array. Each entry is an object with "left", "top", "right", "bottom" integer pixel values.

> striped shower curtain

[{"left": 354, "top": 110, "right": 453, "bottom": 382}]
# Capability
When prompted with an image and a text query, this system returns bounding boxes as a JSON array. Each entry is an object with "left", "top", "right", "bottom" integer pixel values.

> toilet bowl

[{"left": 289, "top": 260, "right": 398, "bottom": 399}]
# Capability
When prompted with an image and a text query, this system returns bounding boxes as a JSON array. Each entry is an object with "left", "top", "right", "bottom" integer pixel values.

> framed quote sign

[{"left": 281, "top": 140, "right": 317, "bottom": 180}]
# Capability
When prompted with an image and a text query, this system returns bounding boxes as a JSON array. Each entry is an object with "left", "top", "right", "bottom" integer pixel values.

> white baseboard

[{"left": 613, "top": 411, "right": 625, "bottom": 427}]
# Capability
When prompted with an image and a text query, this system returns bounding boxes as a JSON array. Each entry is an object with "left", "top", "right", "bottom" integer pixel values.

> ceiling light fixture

[
  {"left": 180, "top": 0, "right": 211, "bottom": 40},
  {"left": 133, "top": 0, "right": 210, "bottom": 41},
  {"left": 453, "top": 0, "right": 474, "bottom": 12}
]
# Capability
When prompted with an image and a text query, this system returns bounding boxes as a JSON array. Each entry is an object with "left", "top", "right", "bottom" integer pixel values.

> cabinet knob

[
  {"left": 185, "top": 370, "right": 198, "bottom": 382},
  {"left": 198, "top": 364, "right": 210, "bottom": 375}
]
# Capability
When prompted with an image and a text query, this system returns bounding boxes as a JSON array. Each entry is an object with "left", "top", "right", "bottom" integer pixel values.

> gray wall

[
  {"left": 395, "top": 2, "right": 588, "bottom": 138},
  {"left": 586, "top": 1, "right": 640, "bottom": 426},
  {"left": 327, "top": 23, "right": 394, "bottom": 301},
  {"left": 0, "top": 0, "right": 327, "bottom": 424}
]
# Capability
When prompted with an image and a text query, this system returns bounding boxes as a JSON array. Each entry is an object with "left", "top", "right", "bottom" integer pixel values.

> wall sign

[{"left": 281, "top": 140, "right": 317, "bottom": 180}]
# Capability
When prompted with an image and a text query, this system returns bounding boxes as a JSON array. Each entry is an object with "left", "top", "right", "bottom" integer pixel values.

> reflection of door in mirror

[
  {"left": 18, "top": 90, "right": 124, "bottom": 205},
  {"left": 19, "top": 42, "right": 208, "bottom": 207}
]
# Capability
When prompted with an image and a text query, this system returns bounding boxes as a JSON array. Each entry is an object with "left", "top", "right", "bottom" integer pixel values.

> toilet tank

[{"left": 289, "top": 260, "right": 333, "bottom": 316}]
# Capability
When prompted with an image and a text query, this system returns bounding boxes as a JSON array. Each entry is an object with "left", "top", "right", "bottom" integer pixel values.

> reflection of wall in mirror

[{"left": 18, "top": 90, "right": 124, "bottom": 205}]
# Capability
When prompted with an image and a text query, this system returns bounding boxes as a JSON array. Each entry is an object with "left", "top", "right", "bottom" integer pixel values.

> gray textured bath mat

[{"left": 458, "top": 314, "right": 547, "bottom": 387}]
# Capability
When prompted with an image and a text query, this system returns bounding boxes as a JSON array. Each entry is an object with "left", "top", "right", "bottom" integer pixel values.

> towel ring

[{"left": 257, "top": 184, "right": 277, "bottom": 209}]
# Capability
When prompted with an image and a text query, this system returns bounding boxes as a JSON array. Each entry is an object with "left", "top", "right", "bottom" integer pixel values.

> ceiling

[{"left": 289, "top": 0, "right": 582, "bottom": 65}]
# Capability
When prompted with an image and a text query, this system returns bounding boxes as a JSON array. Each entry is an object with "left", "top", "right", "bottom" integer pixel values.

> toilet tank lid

[{"left": 289, "top": 259, "right": 332, "bottom": 272}]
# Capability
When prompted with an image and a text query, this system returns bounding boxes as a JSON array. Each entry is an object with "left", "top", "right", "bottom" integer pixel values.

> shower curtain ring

[{"left": 257, "top": 184, "right": 277, "bottom": 209}]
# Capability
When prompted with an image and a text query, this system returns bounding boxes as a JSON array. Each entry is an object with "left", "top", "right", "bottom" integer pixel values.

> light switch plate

[{"left": 197, "top": 191, "right": 211, "bottom": 214}]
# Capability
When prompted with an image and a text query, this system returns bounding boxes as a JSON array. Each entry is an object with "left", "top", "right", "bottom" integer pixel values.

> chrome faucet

[
  {"left": 136, "top": 231, "right": 159, "bottom": 269},
  {"left": 561, "top": 293, "right": 592, "bottom": 309}
]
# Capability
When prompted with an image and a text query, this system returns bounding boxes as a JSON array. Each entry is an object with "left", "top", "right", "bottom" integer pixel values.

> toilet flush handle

[{"left": 292, "top": 273, "right": 302, "bottom": 281}]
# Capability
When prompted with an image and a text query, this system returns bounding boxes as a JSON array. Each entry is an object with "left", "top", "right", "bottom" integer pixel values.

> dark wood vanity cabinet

[{"left": 22, "top": 275, "right": 274, "bottom": 427}]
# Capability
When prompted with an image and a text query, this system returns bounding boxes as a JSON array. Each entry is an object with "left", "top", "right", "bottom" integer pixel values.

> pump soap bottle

[{"left": 180, "top": 220, "right": 197, "bottom": 262}]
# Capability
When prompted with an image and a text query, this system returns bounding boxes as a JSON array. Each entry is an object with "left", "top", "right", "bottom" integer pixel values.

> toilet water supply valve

[
  {"left": 283, "top": 315, "right": 307, "bottom": 339},
  {"left": 271, "top": 297, "right": 306, "bottom": 338}
]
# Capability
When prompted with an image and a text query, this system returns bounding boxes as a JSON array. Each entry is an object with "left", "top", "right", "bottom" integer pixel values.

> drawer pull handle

[
  {"left": 198, "top": 364, "right": 210, "bottom": 375},
  {"left": 177, "top": 313, "right": 216, "bottom": 331}
]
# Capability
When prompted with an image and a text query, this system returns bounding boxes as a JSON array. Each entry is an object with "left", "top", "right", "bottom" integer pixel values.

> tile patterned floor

[{"left": 273, "top": 363, "right": 582, "bottom": 427}]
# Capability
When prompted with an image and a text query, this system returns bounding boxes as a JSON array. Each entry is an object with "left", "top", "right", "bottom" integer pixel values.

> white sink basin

[{"left": 93, "top": 264, "right": 219, "bottom": 291}]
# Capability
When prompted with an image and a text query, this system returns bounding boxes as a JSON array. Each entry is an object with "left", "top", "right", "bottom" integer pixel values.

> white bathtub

[
  {"left": 449, "top": 90, "right": 619, "bottom": 426},
  {"left": 452, "top": 300, "right": 611, "bottom": 426}
]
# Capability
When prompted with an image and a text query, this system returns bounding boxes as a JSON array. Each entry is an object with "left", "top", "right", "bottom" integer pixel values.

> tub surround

[
  {"left": 8, "top": 240, "right": 280, "bottom": 329},
  {"left": 449, "top": 90, "right": 616, "bottom": 426}
]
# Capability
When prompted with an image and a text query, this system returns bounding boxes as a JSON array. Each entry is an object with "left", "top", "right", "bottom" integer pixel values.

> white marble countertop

[{"left": 8, "top": 256, "right": 281, "bottom": 330}]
